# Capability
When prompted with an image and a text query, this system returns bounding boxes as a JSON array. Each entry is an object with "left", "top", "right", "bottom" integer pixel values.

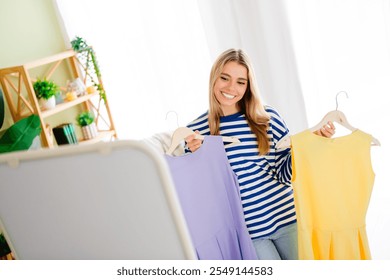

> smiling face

[{"left": 213, "top": 61, "right": 248, "bottom": 116}]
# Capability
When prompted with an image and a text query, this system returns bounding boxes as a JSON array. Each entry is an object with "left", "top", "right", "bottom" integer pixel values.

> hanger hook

[
  {"left": 335, "top": 91, "right": 349, "bottom": 110},
  {"left": 165, "top": 110, "right": 180, "bottom": 127}
]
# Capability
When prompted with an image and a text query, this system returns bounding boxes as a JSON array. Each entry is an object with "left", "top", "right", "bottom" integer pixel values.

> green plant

[
  {"left": 0, "top": 114, "right": 42, "bottom": 154},
  {"left": 76, "top": 111, "right": 95, "bottom": 127},
  {"left": 71, "top": 36, "right": 106, "bottom": 102},
  {"left": 70, "top": 36, "right": 88, "bottom": 52},
  {"left": 33, "top": 78, "right": 59, "bottom": 100}
]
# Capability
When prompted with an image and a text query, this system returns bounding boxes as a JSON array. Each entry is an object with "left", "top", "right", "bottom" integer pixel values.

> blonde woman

[{"left": 185, "top": 48, "right": 334, "bottom": 259}]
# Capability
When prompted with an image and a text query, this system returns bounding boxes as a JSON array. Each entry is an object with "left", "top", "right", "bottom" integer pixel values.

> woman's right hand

[{"left": 185, "top": 130, "right": 202, "bottom": 152}]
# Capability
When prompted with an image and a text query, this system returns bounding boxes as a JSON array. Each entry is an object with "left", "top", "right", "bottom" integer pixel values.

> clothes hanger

[
  {"left": 309, "top": 91, "right": 380, "bottom": 146},
  {"left": 166, "top": 127, "right": 240, "bottom": 155},
  {"left": 165, "top": 110, "right": 180, "bottom": 128},
  {"left": 309, "top": 91, "right": 357, "bottom": 132},
  {"left": 276, "top": 91, "right": 381, "bottom": 149}
]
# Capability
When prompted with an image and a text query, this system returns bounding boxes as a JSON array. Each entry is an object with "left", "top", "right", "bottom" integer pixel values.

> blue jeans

[{"left": 252, "top": 222, "right": 298, "bottom": 260}]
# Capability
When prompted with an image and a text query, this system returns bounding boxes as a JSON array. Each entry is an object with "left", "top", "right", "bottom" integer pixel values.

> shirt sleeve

[{"left": 266, "top": 106, "right": 292, "bottom": 185}]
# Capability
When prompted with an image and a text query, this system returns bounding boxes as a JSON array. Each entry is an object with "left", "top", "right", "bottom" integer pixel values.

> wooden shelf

[
  {"left": 24, "top": 50, "right": 76, "bottom": 70},
  {"left": 41, "top": 92, "right": 99, "bottom": 118},
  {"left": 0, "top": 49, "right": 117, "bottom": 148},
  {"left": 78, "top": 130, "right": 116, "bottom": 145}
]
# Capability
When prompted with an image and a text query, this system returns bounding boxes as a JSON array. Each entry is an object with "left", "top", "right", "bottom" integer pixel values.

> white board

[{"left": 0, "top": 140, "right": 195, "bottom": 260}]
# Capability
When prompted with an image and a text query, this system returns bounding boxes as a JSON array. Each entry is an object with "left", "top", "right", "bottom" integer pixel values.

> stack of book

[{"left": 53, "top": 123, "right": 78, "bottom": 145}]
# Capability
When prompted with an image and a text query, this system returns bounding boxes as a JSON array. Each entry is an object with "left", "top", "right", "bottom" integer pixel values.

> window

[
  {"left": 286, "top": 0, "right": 390, "bottom": 259},
  {"left": 55, "top": 0, "right": 211, "bottom": 139}
]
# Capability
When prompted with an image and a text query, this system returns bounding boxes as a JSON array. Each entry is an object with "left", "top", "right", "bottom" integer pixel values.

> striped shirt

[{"left": 187, "top": 106, "right": 296, "bottom": 239}]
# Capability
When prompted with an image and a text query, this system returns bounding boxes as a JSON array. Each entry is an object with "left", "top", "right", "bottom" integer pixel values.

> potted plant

[
  {"left": 33, "top": 78, "right": 59, "bottom": 110},
  {"left": 71, "top": 36, "right": 107, "bottom": 102},
  {"left": 76, "top": 111, "right": 97, "bottom": 140}
]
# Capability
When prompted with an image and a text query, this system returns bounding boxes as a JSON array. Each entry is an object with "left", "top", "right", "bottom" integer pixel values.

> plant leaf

[{"left": 0, "top": 115, "right": 42, "bottom": 153}]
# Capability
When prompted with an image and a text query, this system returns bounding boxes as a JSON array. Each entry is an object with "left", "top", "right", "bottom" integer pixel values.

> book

[
  {"left": 53, "top": 123, "right": 74, "bottom": 145},
  {"left": 53, "top": 124, "right": 70, "bottom": 145},
  {"left": 67, "top": 123, "right": 78, "bottom": 144},
  {"left": 63, "top": 124, "right": 73, "bottom": 144}
]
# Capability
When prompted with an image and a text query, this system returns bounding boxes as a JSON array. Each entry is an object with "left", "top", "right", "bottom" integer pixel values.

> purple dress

[{"left": 164, "top": 136, "right": 257, "bottom": 260}]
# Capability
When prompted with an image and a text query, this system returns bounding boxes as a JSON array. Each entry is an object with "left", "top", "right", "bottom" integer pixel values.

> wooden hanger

[
  {"left": 310, "top": 92, "right": 356, "bottom": 132},
  {"left": 310, "top": 92, "right": 380, "bottom": 146},
  {"left": 166, "top": 127, "right": 240, "bottom": 155},
  {"left": 165, "top": 110, "right": 180, "bottom": 128},
  {"left": 308, "top": 109, "right": 380, "bottom": 146},
  {"left": 309, "top": 110, "right": 356, "bottom": 133},
  {"left": 276, "top": 91, "right": 381, "bottom": 149}
]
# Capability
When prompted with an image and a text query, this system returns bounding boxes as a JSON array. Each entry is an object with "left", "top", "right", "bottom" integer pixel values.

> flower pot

[
  {"left": 81, "top": 123, "right": 98, "bottom": 140},
  {"left": 39, "top": 96, "right": 56, "bottom": 110}
]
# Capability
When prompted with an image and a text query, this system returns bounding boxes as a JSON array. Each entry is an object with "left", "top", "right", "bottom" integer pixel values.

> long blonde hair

[{"left": 208, "top": 48, "right": 270, "bottom": 155}]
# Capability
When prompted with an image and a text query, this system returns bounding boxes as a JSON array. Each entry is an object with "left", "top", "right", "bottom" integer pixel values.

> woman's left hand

[{"left": 314, "top": 121, "right": 335, "bottom": 138}]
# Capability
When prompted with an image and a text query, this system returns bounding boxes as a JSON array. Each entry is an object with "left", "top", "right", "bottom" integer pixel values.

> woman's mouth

[{"left": 222, "top": 92, "right": 235, "bottom": 99}]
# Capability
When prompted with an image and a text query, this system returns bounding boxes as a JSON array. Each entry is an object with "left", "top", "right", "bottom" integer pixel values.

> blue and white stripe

[{"left": 187, "top": 106, "right": 296, "bottom": 239}]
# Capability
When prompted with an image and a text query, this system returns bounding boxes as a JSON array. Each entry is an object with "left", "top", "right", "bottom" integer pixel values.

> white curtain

[
  {"left": 197, "top": 0, "right": 308, "bottom": 134},
  {"left": 285, "top": 0, "right": 390, "bottom": 259},
  {"left": 54, "top": 0, "right": 211, "bottom": 139},
  {"left": 54, "top": 0, "right": 308, "bottom": 138}
]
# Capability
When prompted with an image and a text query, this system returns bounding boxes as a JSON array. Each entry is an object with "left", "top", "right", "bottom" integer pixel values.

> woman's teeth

[{"left": 222, "top": 92, "right": 235, "bottom": 99}]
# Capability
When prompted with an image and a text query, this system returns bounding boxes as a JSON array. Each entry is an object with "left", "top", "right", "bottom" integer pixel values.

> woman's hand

[
  {"left": 185, "top": 130, "right": 203, "bottom": 152},
  {"left": 313, "top": 121, "right": 335, "bottom": 138}
]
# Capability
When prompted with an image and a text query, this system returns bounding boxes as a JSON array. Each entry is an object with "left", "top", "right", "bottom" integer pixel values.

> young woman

[{"left": 185, "top": 48, "right": 334, "bottom": 259}]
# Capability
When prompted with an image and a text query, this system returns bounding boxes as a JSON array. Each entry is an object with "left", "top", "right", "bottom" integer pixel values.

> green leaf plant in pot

[
  {"left": 33, "top": 78, "right": 59, "bottom": 110},
  {"left": 76, "top": 111, "right": 97, "bottom": 140},
  {"left": 71, "top": 36, "right": 107, "bottom": 103}
]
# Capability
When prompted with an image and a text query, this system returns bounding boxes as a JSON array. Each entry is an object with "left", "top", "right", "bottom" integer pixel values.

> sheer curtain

[
  {"left": 54, "top": 0, "right": 308, "bottom": 138},
  {"left": 285, "top": 0, "right": 390, "bottom": 259},
  {"left": 197, "top": 0, "right": 308, "bottom": 134},
  {"left": 54, "top": 0, "right": 211, "bottom": 139}
]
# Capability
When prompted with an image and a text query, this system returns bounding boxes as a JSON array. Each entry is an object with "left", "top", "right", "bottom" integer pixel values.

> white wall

[{"left": 0, "top": 0, "right": 66, "bottom": 129}]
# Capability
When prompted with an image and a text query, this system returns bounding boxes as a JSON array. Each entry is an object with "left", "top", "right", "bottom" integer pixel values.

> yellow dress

[{"left": 290, "top": 129, "right": 375, "bottom": 260}]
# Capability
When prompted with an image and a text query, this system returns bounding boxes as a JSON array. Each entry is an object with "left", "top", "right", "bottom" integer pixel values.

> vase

[
  {"left": 81, "top": 123, "right": 98, "bottom": 140},
  {"left": 39, "top": 96, "right": 56, "bottom": 110}
]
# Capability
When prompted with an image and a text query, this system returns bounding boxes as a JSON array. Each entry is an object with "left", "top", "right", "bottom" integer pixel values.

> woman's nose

[{"left": 226, "top": 81, "right": 235, "bottom": 91}]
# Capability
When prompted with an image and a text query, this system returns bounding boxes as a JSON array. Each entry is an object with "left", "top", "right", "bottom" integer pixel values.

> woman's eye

[
  {"left": 238, "top": 81, "right": 246, "bottom": 85},
  {"left": 220, "top": 76, "right": 228, "bottom": 81}
]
